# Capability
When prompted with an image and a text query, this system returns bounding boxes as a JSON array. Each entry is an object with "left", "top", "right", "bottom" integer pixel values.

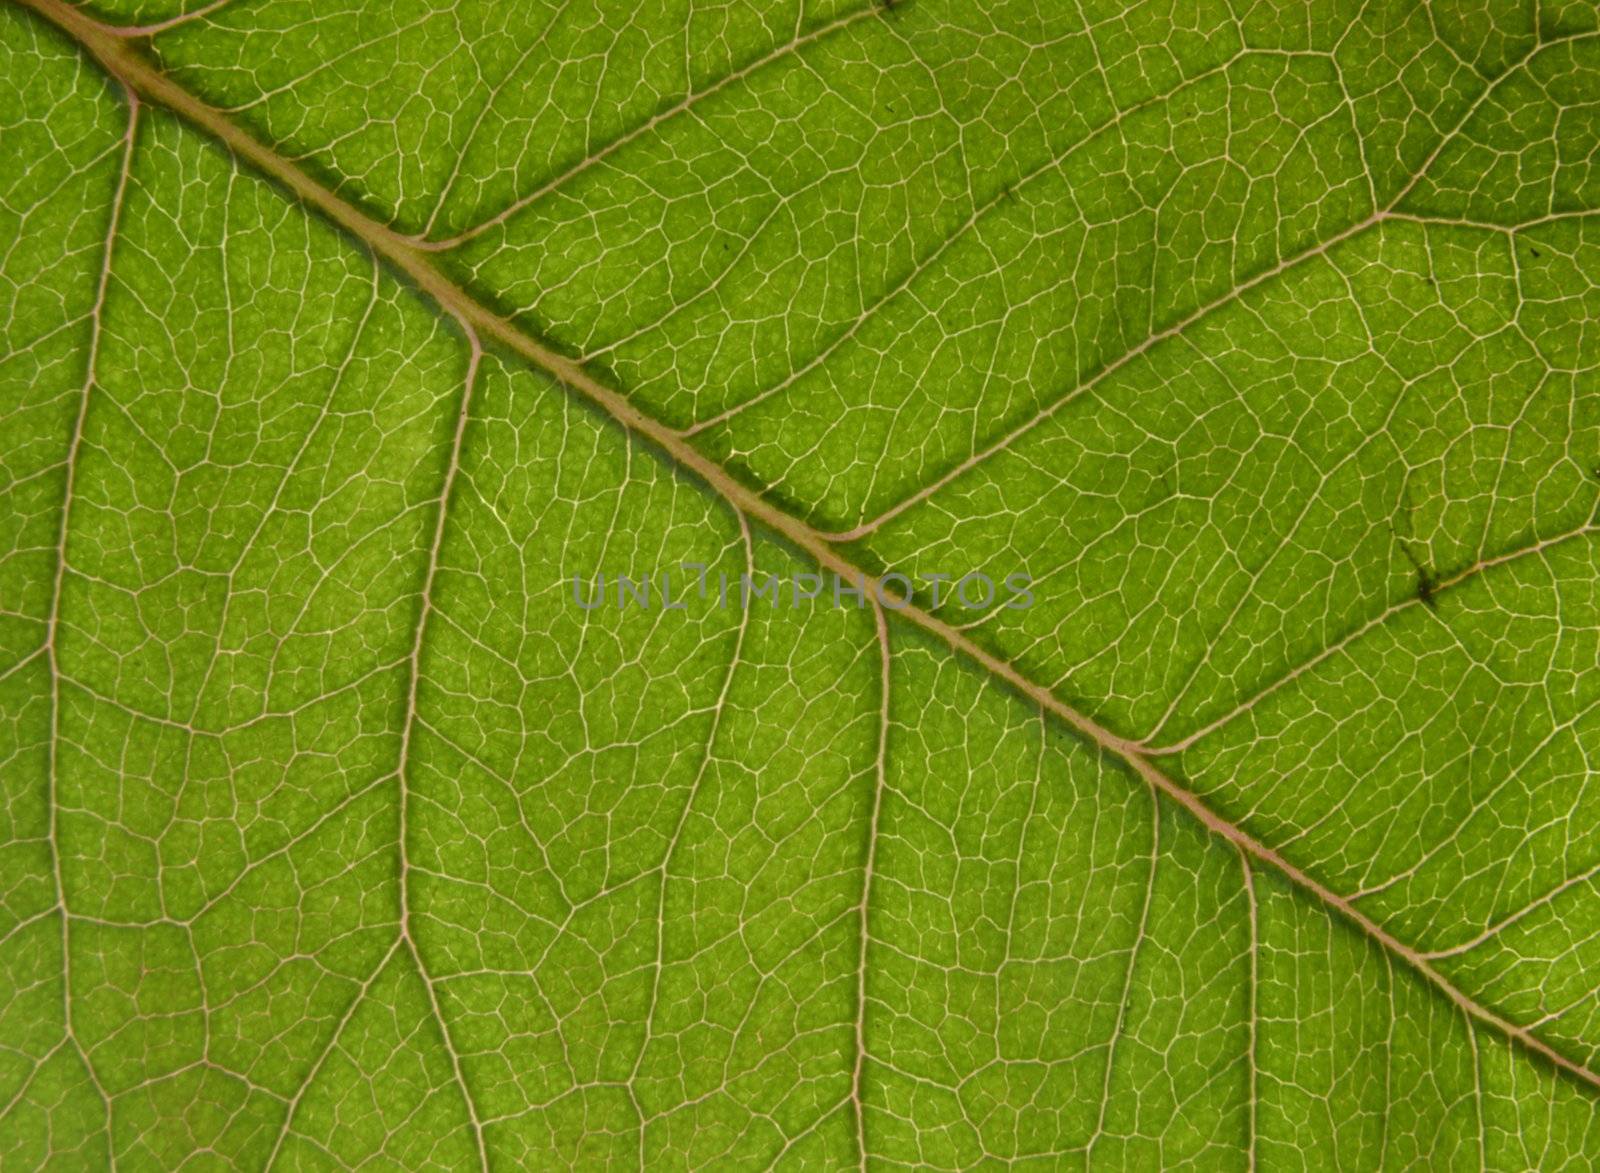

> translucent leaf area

[{"left": 2, "top": 0, "right": 1600, "bottom": 1166}]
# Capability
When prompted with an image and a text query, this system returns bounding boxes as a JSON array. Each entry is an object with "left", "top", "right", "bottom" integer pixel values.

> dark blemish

[
  {"left": 1395, "top": 531, "right": 1440, "bottom": 612},
  {"left": 1416, "top": 568, "right": 1439, "bottom": 611},
  {"left": 1532, "top": 247, "right": 1543, "bottom": 258}
]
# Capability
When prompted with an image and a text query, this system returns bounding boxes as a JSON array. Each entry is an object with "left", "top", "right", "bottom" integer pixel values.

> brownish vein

[
  {"left": 393, "top": 319, "right": 488, "bottom": 1168},
  {"left": 41, "top": 68, "right": 137, "bottom": 1127}
]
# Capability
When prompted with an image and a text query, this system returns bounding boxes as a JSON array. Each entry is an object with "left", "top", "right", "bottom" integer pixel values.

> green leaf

[{"left": 3, "top": 0, "right": 1599, "bottom": 1166}]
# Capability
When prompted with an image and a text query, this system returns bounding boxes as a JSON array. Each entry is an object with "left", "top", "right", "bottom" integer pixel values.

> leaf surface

[{"left": 2, "top": 0, "right": 1600, "bottom": 1166}]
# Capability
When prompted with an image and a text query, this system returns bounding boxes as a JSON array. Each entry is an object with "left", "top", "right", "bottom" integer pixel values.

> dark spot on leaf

[
  {"left": 1416, "top": 568, "right": 1439, "bottom": 611},
  {"left": 1393, "top": 521, "right": 1440, "bottom": 611}
]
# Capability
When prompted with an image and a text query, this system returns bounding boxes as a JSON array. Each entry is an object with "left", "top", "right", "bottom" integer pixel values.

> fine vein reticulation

[{"left": 4, "top": 0, "right": 1600, "bottom": 1167}]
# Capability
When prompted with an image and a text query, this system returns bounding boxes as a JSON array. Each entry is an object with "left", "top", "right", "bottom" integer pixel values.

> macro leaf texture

[{"left": 3, "top": 0, "right": 1600, "bottom": 1167}]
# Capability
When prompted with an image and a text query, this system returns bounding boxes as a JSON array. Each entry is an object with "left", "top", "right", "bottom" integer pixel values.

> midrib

[{"left": 20, "top": 0, "right": 1600, "bottom": 1096}]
